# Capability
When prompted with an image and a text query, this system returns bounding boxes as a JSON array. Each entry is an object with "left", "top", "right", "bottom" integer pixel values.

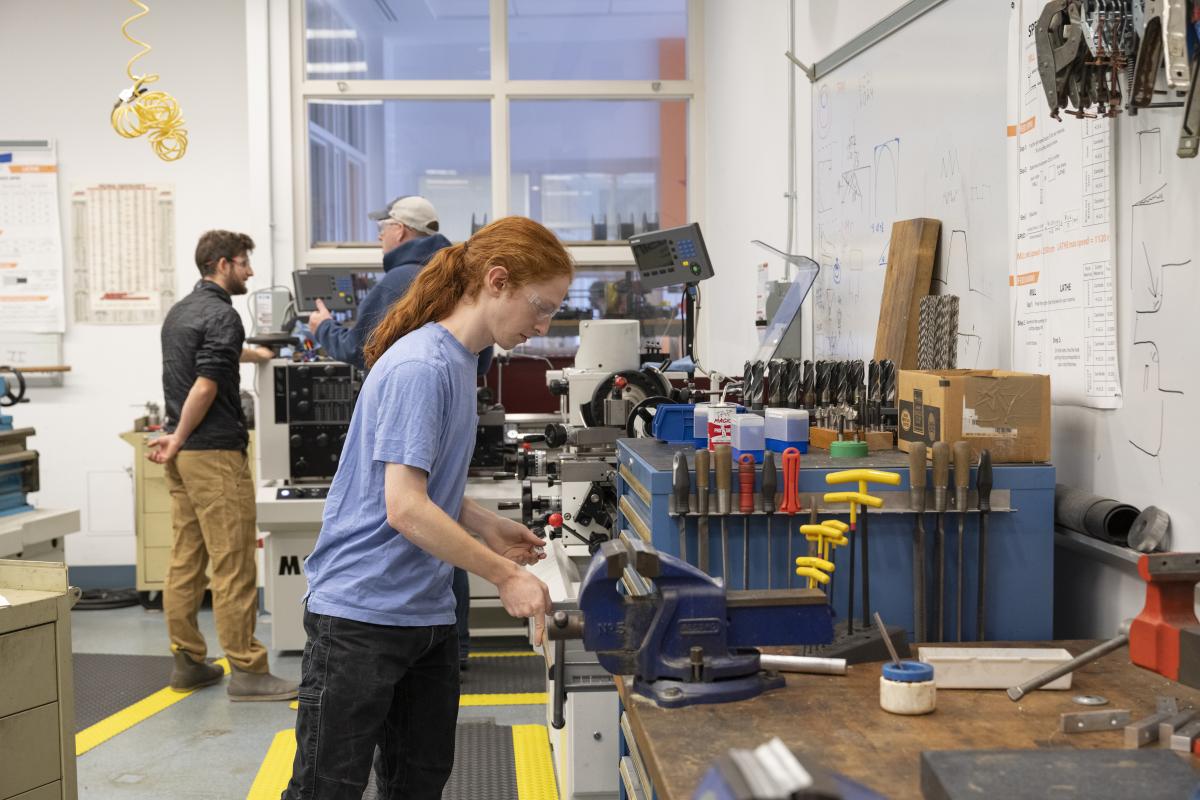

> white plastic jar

[{"left": 879, "top": 660, "right": 936, "bottom": 715}]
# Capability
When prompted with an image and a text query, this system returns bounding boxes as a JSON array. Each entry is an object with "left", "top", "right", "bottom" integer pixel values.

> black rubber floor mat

[
  {"left": 73, "top": 653, "right": 177, "bottom": 731},
  {"left": 461, "top": 654, "right": 543, "bottom": 694},
  {"left": 361, "top": 719, "right": 518, "bottom": 800}
]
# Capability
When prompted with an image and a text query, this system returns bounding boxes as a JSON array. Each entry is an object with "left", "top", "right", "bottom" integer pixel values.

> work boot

[
  {"left": 169, "top": 650, "right": 225, "bottom": 692},
  {"left": 227, "top": 665, "right": 299, "bottom": 702}
]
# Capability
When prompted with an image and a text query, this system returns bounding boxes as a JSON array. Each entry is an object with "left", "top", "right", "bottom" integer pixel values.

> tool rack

[{"left": 615, "top": 437, "right": 1055, "bottom": 642}]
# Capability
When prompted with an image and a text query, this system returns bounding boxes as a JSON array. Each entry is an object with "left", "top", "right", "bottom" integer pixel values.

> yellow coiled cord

[{"left": 111, "top": 0, "right": 188, "bottom": 162}]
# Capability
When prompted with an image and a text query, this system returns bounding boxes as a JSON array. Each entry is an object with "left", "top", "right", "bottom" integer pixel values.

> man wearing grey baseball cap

[{"left": 309, "top": 195, "right": 451, "bottom": 369}]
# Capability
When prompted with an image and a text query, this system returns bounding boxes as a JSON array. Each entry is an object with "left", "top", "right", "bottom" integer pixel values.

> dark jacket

[
  {"left": 161, "top": 280, "right": 248, "bottom": 451},
  {"left": 314, "top": 234, "right": 493, "bottom": 375}
]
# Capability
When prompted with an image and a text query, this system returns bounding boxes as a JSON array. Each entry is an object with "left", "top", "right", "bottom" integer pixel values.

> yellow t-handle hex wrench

[
  {"left": 825, "top": 468, "right": 901, "bottom": 631},
  {"left": 795, "top": 556, "right": 835, "bottom": 586}
]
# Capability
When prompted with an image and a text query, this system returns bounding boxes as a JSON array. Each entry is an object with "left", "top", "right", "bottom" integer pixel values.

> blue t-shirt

[{"left": 303, "top": 322, "right": 479, "bottom": 626}]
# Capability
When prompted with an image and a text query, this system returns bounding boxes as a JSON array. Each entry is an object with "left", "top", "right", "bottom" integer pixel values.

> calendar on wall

[
  {"left": 71, "top": 183, "right": 176, "bottom": 325},
  {"left": 0, "top": 139, "right": 66, "bottom": 333}
]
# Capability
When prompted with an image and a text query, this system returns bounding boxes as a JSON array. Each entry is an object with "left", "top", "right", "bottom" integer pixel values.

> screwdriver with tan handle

[
  {"left": 908, "top": 442, "right": 928, "bottom": 643},
  {"left": 931, "top": 441, "right": 950, "bottom": 642},
  {"left": 953, "top": 440, "right": 971, "bottom": 642},
  {"left": 715, "top": 444, "right": 733, "bottom": 585}
]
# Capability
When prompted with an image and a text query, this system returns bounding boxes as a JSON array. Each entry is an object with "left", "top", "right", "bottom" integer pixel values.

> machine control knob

[
  {"left": 547, "top": 379, "right": 569, "bottom": 397},
  {"left": 316, "top": 433, "right": 330, "bottom": 447},
  {"left": 289, "top": 434, "right": 303, "bottom": 447},
  {"left": 548, "top": 513, "right": 563, "bottom": 529}
]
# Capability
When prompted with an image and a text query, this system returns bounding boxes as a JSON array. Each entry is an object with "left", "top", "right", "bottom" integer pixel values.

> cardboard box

[{"left": 897, "top": 370, "right": 1051, "bottom": 463}]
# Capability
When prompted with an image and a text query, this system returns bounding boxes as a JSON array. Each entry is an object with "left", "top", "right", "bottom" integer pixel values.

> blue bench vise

[{"left": 548, "top": 534, "right": 834, "bottom": 708}]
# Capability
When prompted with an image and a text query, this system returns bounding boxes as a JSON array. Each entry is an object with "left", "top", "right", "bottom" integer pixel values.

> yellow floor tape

[
  {"left": 460, "top": 692, "right": 547, "bottom": 707},
  {"left": 245, "top": 729, "right": 297, "bottom": 800},
  {"left": 248, "top": 722, "right": 559, "bottom": 799},
  {"left": 75, "top": 658, "right": 231, "bottom": 756},
  {"left": 513, "top": 724, "right": 560, "bottom": 800}
]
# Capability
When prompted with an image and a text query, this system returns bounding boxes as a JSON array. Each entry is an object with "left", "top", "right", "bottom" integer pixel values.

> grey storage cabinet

[{"left": 0, "top": 559, "right": 77, "bottom": 800}]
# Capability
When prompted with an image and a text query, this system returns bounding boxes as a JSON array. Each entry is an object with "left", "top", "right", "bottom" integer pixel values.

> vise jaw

[{"left": 549, "top": 535, "right": 834, "bottom": 708}]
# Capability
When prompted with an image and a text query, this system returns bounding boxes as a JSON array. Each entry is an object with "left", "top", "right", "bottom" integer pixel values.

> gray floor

[{"left": 71, "top": 606, "right": 543, "bottom": 799}]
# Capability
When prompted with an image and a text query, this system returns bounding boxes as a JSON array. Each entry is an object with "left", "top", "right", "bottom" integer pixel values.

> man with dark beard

[{"left": 150, "top": 230, "right": 297, "bottom": 702}]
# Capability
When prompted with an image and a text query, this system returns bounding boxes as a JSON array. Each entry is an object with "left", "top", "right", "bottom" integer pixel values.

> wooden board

[
  {"left": 808, "top": 427, "right": 895, "bottom": 453},
  {"left": 617, "top": 641, "right": 1200, "bottom": 800},
  {"left": 872, "top": 218, "right": 940, "bottom": 369}
]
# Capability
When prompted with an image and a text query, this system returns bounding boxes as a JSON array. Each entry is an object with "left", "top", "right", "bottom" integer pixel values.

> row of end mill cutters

[{"left": 743, "top": 358, "right": 897, "bottom": 432}]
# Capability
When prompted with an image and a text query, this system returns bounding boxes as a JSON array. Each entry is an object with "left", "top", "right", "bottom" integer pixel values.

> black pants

[
  {"left": 282, "top": 609, "right": 460, "bottom": 800},
  {"left": 452, "top": 566, "right": 470, "bottom": 663}
]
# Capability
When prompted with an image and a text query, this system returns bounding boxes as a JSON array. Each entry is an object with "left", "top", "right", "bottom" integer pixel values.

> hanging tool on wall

[
  {"left": 671, "top": 451, "right": 691, "bottom": 565},
  {"left": 953, "top": 441, "right": 972, "bottom": 642},
  {"left": 695, "top": 448, "right": 711, "bottom": 572},
  {"left": 1179, "top": 14, "right": 1200, "bottom": 156},
  {"left": 976, "top": 449, "right": 992, "bottom": 641},
  {"left": 779, "top": 447, "right": 802, "bottom": 589},
  {"left": 739, "top": 453, "right": 756, "bottom": 589},
  {"left": 798, "top": 519, "right": 847, "bottom": 589},
  {"left": 825, "top": 469, "right": 901, "bottom": 629},
  {"left": 931, "top": 441, "right": 951, "bottom": 642},
  {"left": 909, "top": 443, "right": 929, "bottom": 643},
  {"left": 715, "top": 444, "right": 733, "bottom": 585},
  {"left": 762, "top": 450, "right": 777, "bottom": 588},
  {"left": 111, "top": 0, "right": 188, "bottom": 161}
]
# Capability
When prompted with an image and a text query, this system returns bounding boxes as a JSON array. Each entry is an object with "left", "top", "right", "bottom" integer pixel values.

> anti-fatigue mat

[
  {"left": 361, "top": 719, "right": 518, "bottom": 800},
  {"left": 461, "top": 654, "right": 543, "bottom": 694},
  {"left": 73, "top": 653, "right": 178, "bottom": 731}
]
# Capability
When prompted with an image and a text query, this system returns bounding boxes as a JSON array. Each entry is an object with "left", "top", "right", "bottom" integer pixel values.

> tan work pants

[{"left": 164, "top": 449, "right": 268, "bottom": 673}]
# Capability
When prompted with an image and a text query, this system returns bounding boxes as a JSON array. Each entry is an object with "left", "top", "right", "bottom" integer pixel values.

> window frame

[{"left": 289, "top": 0, "right": 705, "bottom": 268}]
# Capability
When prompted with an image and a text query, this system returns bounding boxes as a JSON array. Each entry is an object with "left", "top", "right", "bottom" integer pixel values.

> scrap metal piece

[
  {"left": 1073, "top": 694, "right": 1109, "bottom": 706},
  {"left": 1125, "top": 710, "right": 1176, "bottom": 748},
  {"left": 1127, "top": 505, "right": 1170, "bottom": 552},
  {"left": 1161, "top": 0, "right": 1191, "bottom": 89},
  {"left": 1061, "top": 709, "right": 1132, "bottom": 733},
  {"left": 1179, "top": 57, "right": 1200, "bottom": 157},
  {"left": 1157, "top": 709, "right": 1197, "bottom": 742},
  {"left": 1169, "top": 719, "right": 1200, "bottom": 751}
]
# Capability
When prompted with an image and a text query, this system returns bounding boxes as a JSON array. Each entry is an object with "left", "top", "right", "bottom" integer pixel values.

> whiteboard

[{"left": 810, "top": 0, "right": 1010, "bottom": 367}]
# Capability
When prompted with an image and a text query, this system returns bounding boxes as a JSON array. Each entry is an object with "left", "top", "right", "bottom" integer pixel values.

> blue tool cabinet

[{"left": 615, "top": 437, "right": 1056, "bottom": 642}]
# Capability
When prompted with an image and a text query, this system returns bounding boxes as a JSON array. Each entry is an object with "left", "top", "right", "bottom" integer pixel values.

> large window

[
  {"left": 308, "top": 100, "right": 490, "bottom": 244},
  {"left": 297, "top": 0, "right": 697, "bottom": 253}
]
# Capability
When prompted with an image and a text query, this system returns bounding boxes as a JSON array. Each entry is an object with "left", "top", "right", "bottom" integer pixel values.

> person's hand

[
  {"left": 496, "top": 569, "right": 552, "bottom": 645},
  {"left": 488, "top": 516, "right": 547, "bottom": 566},
  {"left": 146, "top": 433, "right": 182, "bottom": 464},
  {"left": 308, "top": 298, "right": 333, "bottom": 332}
]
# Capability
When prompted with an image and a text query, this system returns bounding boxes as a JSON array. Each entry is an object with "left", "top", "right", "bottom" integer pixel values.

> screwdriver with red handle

[
  {"left": 739, "top": 453, "right": 755, "bottom": 589},
  {"left": 780, "top": 447, "right": 802, "bottom": 588}
]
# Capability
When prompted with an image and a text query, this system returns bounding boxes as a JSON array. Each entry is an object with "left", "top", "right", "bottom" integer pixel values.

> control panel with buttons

[{"left": 628, "top": 222, "right": 715, "bottom": 290}]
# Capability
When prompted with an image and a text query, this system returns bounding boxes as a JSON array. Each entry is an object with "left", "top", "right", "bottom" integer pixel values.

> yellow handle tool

[
  {"left": 825, "top": 469, "right": 904, "bottom": 487},
  {"left": 795, "top": 556, "right": 835, "bottom": 586},
  {"left": 823, "top": 469, "right": 900, "bottom": 633},
  {"left": 798, "top": 523, "right": 848, "bottom": 586}
]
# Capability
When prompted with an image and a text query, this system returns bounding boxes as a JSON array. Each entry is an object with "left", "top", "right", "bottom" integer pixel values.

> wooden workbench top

[{"left": 615, "top": 641, "right": 1200, "bottom": 799}]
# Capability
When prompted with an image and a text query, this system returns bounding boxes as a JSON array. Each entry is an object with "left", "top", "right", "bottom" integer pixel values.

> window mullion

[{"left": 491, "top": 0, "right": 508, "bottom": 223}]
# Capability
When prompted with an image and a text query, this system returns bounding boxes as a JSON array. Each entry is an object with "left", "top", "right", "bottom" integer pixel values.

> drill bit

[
  {"left": 908, "top": 443, "right": 928, "bottom": 643},
  {"left": 801, "top": 360, "right": 815, "bottom": 409},
  {"left": 976, "top": 449, "right": 993, "bottom": 641},
  {"left": 953, "top": 441, "right": 971, "bottom": 642},
  {"left": 785, "top": 358, "right": 803, "bottom": 409},
  {"left": 931, "top": 441, "right": 950, "bottom": 642},
  {"left": 767, "top": 359, "right": 787, "bottom": 407},
  {"left": 672, "top": 451, "right": 690, "bottom": 564}
]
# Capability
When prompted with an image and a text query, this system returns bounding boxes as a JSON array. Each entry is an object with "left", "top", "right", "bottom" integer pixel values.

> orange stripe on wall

[
  {"left": 1009, "top": 271, "right": 1040, "bottom": 286},
  {"left": 7, "top": 165, "right": 56, "bottom": 173},
  {"left": 658, "top": 38, "right": 687, "bottom": 230}
]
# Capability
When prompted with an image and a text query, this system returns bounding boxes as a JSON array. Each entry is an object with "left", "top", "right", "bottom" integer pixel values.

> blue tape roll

[{"left": 881, "top": 660, "right": 934, "bottom": 683}]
